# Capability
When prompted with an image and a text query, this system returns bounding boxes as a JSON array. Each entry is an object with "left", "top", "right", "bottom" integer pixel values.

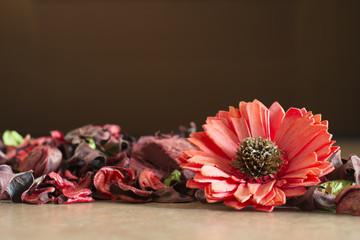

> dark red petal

[
  {"left": 138, "top": 169, "right": 166, "bottom": 191},
  {"left": 22, "top": 187, "right": 55, "bottom": 204},
  {"left": 0, "top": 165, "right": 34, "bottom": 202}
]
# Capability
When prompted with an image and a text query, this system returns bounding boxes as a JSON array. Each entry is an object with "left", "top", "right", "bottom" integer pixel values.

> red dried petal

[{"left": 138, "top": 169, "right": 166, "bottom": 191}]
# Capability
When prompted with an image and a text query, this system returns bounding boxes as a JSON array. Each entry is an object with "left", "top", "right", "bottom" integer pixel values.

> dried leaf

[
  {"left": 2, "top": 130, "right": 24, "bottom": 147},
  {"left": 319, "top": 180, "right": 355, "bottom": 196},
  {"left": 164, "top": 170, "right": 181, "bottom": 187},
  {"left": 0, "top": 165, "right": 34, "bottom": 202}
]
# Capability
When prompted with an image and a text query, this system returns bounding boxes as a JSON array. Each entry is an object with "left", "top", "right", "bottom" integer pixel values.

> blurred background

[{"left": 0, "top": 0, "right": 359, "bottom": 138}]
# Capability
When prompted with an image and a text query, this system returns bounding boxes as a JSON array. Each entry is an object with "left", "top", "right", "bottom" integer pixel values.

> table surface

[{"left": 1, "top": 139, "right": 360, "bottom": 240}]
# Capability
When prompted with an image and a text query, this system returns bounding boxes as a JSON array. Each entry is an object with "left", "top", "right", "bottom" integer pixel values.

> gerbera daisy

[{"left": 179, "top": 100, "right": 339, "bottom": 212}]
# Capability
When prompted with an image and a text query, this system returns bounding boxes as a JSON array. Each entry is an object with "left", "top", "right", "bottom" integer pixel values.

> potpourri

[{"left": 1, "top": 100, "right": 359, "bottom": 216}]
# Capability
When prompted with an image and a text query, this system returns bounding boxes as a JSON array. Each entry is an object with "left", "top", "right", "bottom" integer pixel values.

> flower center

[{"left": 231, "top": 137, "right": 284, "bottom": 179}]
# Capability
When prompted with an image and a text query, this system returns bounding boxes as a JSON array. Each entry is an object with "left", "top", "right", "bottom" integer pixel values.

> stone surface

[{"left": 1, "top": 201, "right": 360, "bottom": 240}]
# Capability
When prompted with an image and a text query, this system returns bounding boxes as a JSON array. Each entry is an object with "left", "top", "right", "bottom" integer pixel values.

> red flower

[{"left": 179, "top": 100, "right": 339, "bottom": 212}]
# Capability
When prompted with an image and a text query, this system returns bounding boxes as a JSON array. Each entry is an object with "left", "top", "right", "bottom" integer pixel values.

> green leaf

[
  {"left": 164, "top": 170, "right": 181, "bottom": 187},
  {"left": 2, "top": 130, "right": 24, "bottom": 147},
  {"left": 319, "top": 180, "right": 356, "bottom": 196},
  {"left": 86, "top": 138, "right": 96, "bottom": 150}
]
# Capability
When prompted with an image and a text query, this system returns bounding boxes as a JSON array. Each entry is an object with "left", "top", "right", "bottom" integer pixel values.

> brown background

[{"left": 0, "top": 0, "right": 359, "bottom": 137}]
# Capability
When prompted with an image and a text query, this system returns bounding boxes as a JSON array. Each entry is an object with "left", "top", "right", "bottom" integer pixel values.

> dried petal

[
  {"left": 19, "top": 146, "right": 62, "bottom": 178},
  {"left": 335, "top": 185, "right": 360, "bottom": 216},
  {"left": 0, "top": 165, "right": 34, "bottom": 202},
  {"left": 138, "top": 170, "right": 166, "bottom": 191},
  {"left": 67, "top": 141, "right": 105, "bottom": 177}
]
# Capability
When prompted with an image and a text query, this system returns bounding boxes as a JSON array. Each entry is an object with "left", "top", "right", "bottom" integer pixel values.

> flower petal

[
  {"left": 231, "top": 117, "right": 251, "bottom": 142},
  {"left": 269, "top": 102, "right": 285, "bottom": 141},
  {"left": 285, "top": 152, "right": 318, "bottom": 174},
  {"left": 254, "top": 99, "right": 270, "bottom": 139},
  {"left": 201, "top": 165, "right": 230, "bottom": 178},
  {"left": 206, "top": 119, "right": 239, "bottom": 145},
  {"left": 186, "top": 179, "right": 209, "bottom": 189},
  {"left": 248, "top": 182, "right": 261, "bottom": 194},
  {"left": 205, "top": 186, "right": 234, "bottom": 203},
  {"left": 290, "top": 131, "right": 333, "bottom": 160},
  {"left": 253, "top": 204, "right": 274, "bottom": 212},
  {"left": 281, "top": 187, "right": 307, "bottom": 198},
  {"left": 274, "top": 108, "right": 303, "bottom": 144},
  {"left": 188, "top": 132, "right": 228, "bottom": 159},
  {"left": 282, "top": 168, "right": 322, "bottom": 179},
  {"left": 210, "top": 180, "right": 238, "bottom": 193},
  {"left": 187, "top": 155, "right": 233, "bottom": 173},
  {"left": 224, "top": 198, "right": 251, "bottom": 210},
  {"left": 276, "top": 117, "right": 327, "bottom": 160},
  {"left": 266, "top": 187, "right": 286, "bottom": 206},
  {"left": 252, "top": 180, "right": 276, "bottom": 204},
  {"left": 203, "top": 124, "right": 238, "bottom": 158},
  {"left": 247, "top": 101, "right": 266, "bottom": 138},
  {"left": 234, "top": 183, "right": 251, "bottom": 203}
]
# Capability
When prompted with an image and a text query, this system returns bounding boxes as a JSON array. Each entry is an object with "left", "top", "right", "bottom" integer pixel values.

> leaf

[
  {"left": 86, "top": 138, "right": 96, "bottom": 150},
  {"left": 319, "top": 180, "right": 355, "bottom": 196},
  {"left": 2, "top": 130, "right": 24, "bottom": 147},
  {"left": 164, "top": 170, "right": 181, "bottom": 187}
]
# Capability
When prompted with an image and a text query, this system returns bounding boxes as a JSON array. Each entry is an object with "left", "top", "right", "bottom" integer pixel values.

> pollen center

[{"left": 231, "top": 137, "right": 284, "bottom": 179}]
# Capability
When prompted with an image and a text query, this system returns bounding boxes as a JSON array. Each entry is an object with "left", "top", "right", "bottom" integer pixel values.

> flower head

[{"left": 179, "top": 100, "right": 339, "bottom": 212}]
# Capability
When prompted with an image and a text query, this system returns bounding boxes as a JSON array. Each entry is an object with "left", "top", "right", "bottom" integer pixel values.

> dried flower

[{"left": 180, "top": 100, "right": 338, "bottom": 212}]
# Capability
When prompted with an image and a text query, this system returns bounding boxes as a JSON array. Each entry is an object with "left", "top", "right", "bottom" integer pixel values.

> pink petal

[
  {"left": 316, "top": 161, "right": 334, "bottom": 176},
  {"left": 201, "top": 165, "right": 230, "bottom": 178},
  {"left": 248, "top": 182, "right": 261, "bottom": 194},
  {"left": 321, "top": 120, "right": 328, "bottom": 127},
  {"left": 312, "top": 114, "right": 322, "bottom": 124},
  {"left": 285, "top": 152, "right": 318, "bottom": 174},
  {"left": 186, "top": 179, "right": 209, "bottom": 189},
  {"left": 180, "top": 163, "right": 202, "bottom": 173},
  {"left": 205, "top": 186, "right": 234, "bottom": 203},
  {"left": 203, "top": 124, "right": 238, "bottom": 158},
  {"left": 316, "top": 141, "right": 335, "bottom": 158},
  {"left": 274, "top": 108, "right": 303, "bottom": 144},
  {"left": 258, "top": 188, "right": 276, "bottom": 206},
  {"left": 231, "top": 117, "right": 251, "bottom": 142},
  {"left": 224, "top": 198, "right": 251, "bottom": 210},
  {"left": 207, "top": 119, "right": 239, "bottom": 145},
  {"left": 277, "top": 121, "right": 327, "bottom": 160},
  {"left": 187, "top": 155, "right": 233, "bottom": 173},
  {"left": 252, "top": 180, "right": 276, "bottom": 204},
  {"left": 188, "top": 132, "right": 228, "bottom": 159},
  {"left": 267, "top": 187, "right": 286, "bottom": 206},
  {"left": 193, "top": 174, "right": 225, "bottom": 183},
  {"left": 234, "top": 183, "right": 251, "bottom": 203},
  {"left": 281, "top": 187, "right": 307, "bottom": 198},
  {"left": 253, "top": 204, "right": 274, "bottom": 212},
  {"left": 254, "top": 100, "right": 270, "bottom": 139},
  {"left": 239, "top": 101, "right": 250, "bottom": 128},
  {"left": 318, "top": 146, "right": 340, "bottom": 162},
  {"left": 290, "top": 131, "right": 332, "bottom": 161},
  {"left": 210, "top": 180, "right": 238, "bottom": 192},
  {"left": 269, "top": 102, "right": 285, "bottom": 141},
  {"left": 282, "top": 168, "right": 321, "bottom": 179},
  {"left": 284, "top": 176, "right": 321, "bottom": 187},
  {"left": 229, "top": 106, "right": 241, "bottom": 118},
  {"left": 247, "top": 101, "right": 266, "bottom": 138}
]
